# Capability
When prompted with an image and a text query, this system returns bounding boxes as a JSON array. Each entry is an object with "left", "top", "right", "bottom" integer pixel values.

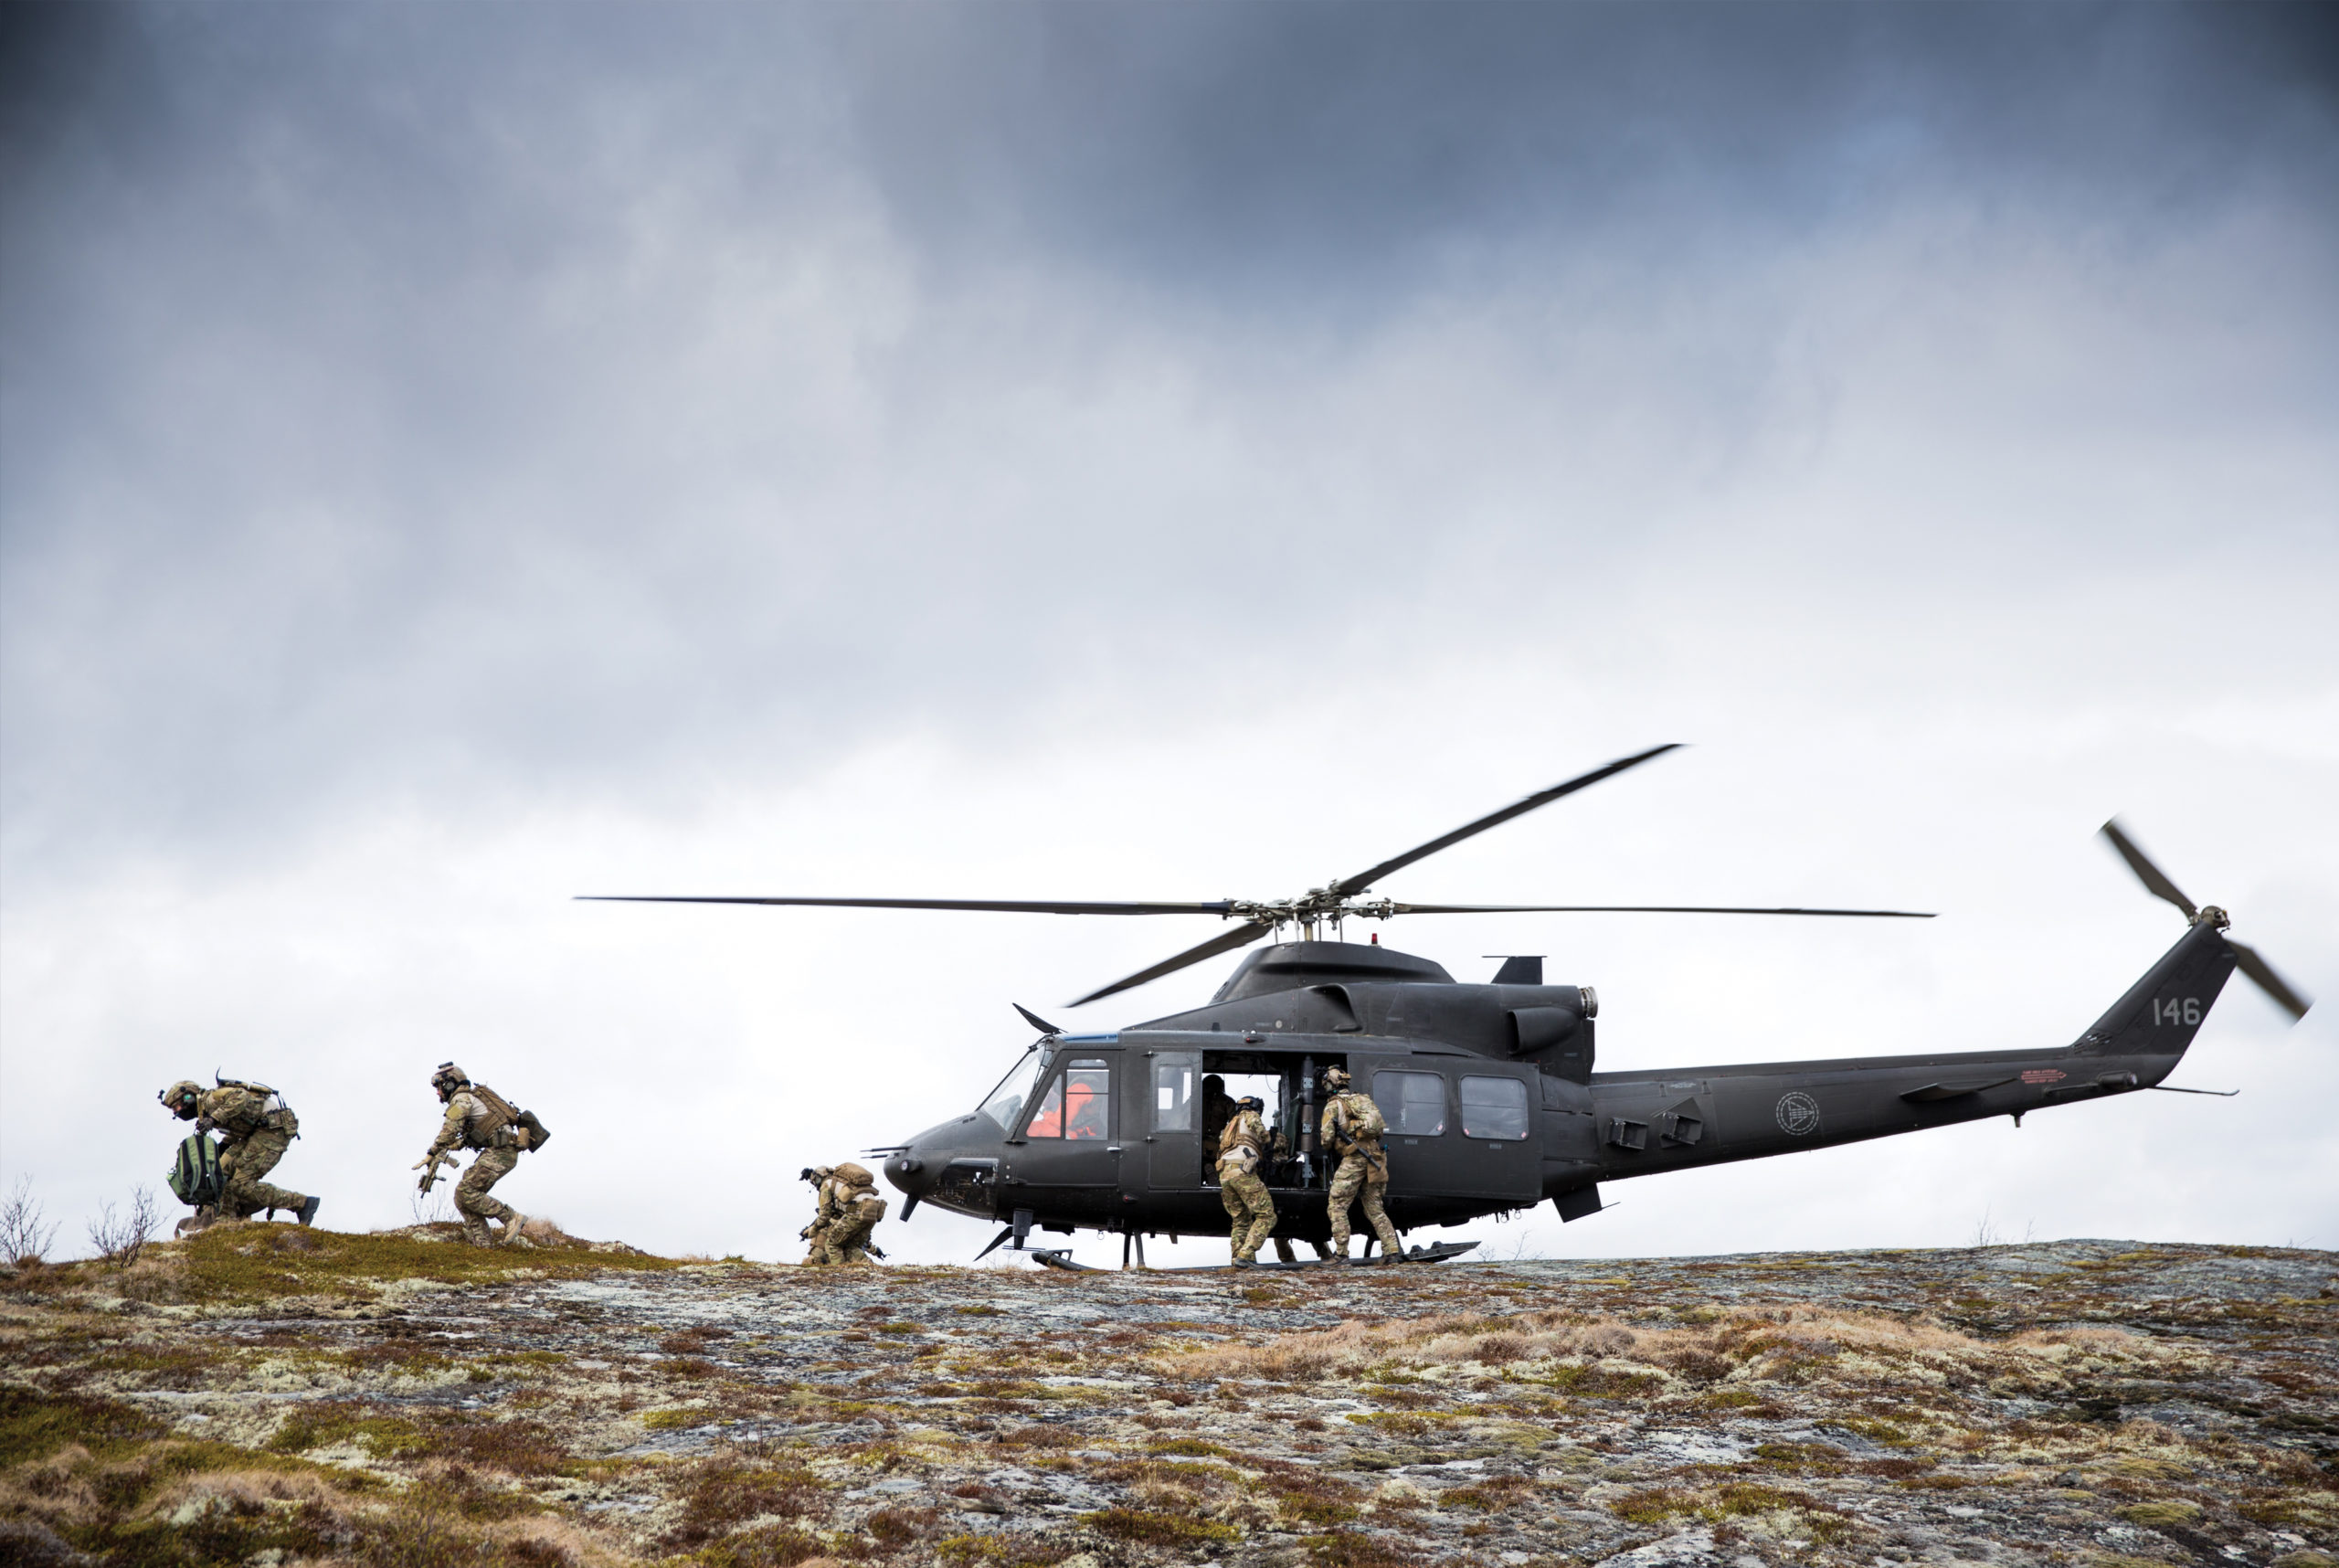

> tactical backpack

[
  {"left": 1329, "top": 1091, "right": 1386, "bottom": 1148},
  {"left": 168, "top": 1131, "right": 225, "bottom": 1207},
  {"left": 470, "top": 1084, "right": 551, "bottom": 1152}
]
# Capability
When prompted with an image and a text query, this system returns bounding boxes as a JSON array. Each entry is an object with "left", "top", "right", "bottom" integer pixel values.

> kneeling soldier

[
  {"left": 1217, "top": 1094, "right": 1277, "bottom": 1267},
  {"left": 815, "top": 1163, "right": 887, "bottom": 1265},
  {"left": 798, "top": 1166, "right": 836, "bottom": 1265},
  {"left": 160, "top": 1078, "right": 321, "bottom": 1227},
  {"left": 1319, "top": 1067, "right": 1402, "bottom": 1263},
  {"left": 415, "top": 1063, "right": 536, "bottom": 1247}
]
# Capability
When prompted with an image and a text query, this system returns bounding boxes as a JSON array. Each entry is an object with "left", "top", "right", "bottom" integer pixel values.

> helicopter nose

[
  {"left": 883, "top": 1150, "right": 929, "bottom": 1196},
  {"left": 884, "top": 1128, "right": 949, "bottom": 1196}
]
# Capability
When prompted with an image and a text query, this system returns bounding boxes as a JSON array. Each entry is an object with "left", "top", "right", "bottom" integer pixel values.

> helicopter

[{"left": 588, "top": 745, "right": 2311, "bottom": 1269}]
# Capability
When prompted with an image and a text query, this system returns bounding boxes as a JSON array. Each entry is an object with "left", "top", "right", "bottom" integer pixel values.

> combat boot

[
  {"left": 497, "top": 1213, "right": 530, "bottom": 1246},
  {"left": 296, "top": 1197, "right": 322, "bottom": 1227}
]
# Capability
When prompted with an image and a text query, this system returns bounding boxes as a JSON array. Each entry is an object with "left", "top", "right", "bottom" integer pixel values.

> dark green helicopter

[{"left": 588, "top": 746, "right": 2310, "bottom": 1269}]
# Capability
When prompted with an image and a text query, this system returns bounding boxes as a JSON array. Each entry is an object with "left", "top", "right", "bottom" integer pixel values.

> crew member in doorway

[
  {"left": 1320, "top": 1067, "right": 1402, "bottom": 1263},
  {"left": 1217, "top": 1095, "right": 1277, "bottom": 1267}
]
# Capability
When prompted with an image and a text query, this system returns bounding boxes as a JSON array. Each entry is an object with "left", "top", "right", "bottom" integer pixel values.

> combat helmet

[
  {"left": 159, "top": 1080, "right": 204, "bottom": 1119},
  {"left": 430, "top": 1062, "right": 471, "bottom": 1101},
  {"left": 1322, "top": 1066, "right": 1352, "bottom": 1091},
  {"left": 1237, "top": 1095, "right": 1265, "bottom": 1112}
]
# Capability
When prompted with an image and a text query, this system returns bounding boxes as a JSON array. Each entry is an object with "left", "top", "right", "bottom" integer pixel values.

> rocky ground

[{"left": 2, "top": 1225, "right": 2334, "bottom": 1568}]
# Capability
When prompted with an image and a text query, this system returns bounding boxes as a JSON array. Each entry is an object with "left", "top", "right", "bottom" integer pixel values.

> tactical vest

[{"left": 206, "top": 1082, "right": 295, "bottom": 1139}]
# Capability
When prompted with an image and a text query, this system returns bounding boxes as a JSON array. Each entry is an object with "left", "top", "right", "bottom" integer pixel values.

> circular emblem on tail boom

[{"left": 1774, "top": 1091, "right": 1822, "bottom": 1137}]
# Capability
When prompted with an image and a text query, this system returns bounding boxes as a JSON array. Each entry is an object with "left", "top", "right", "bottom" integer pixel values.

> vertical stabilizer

[{"left": 2072, "top": 919, "right": 2238, "bottom": 1059}]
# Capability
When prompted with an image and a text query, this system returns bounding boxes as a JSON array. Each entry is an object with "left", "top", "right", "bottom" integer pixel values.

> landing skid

[{"left": 1028, "top": 1239, "right": 1480, "bottom": 1273}]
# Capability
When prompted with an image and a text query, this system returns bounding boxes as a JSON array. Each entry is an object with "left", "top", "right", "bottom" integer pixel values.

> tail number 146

[{"left": 2154, "top": 997, "right": 2202, "bottom": 1026}]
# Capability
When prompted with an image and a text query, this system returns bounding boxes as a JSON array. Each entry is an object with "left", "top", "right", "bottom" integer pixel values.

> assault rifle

[{"left": 414, "top": 1150, "right": 454, "bottom": 1193}]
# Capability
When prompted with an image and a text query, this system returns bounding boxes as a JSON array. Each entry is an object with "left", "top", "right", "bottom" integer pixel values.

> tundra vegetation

[{"left": 0, "top": 1223, "right": 2332, "bottom": 1568}]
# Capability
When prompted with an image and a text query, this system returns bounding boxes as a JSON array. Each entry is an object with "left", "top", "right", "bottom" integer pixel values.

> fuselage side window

[
  {"left": 1372, "top": 1070, "right": 1448, "bottom": 1136},
  {"left": 1460, "top": 1075, "right": 1530, "bottom": 1139},
  {"left": 1026, "top": 1058, "right": 1111, "bottom": 1139},
  {"left": 1153, "top": 1056, "right": 1195, "bottom": 1132}
]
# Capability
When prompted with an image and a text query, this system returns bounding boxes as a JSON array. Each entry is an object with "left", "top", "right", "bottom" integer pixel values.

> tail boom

[{"left": 1551, "top": 920, "right": 2238, "bottom": 1199}]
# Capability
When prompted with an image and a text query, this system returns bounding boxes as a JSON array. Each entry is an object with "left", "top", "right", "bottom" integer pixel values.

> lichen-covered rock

[{"left": 2, "top": 1235, "right": 2332, "bottom": 1565}]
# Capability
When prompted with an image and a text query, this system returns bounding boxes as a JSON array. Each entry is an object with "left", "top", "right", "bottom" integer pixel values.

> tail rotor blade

[
  {"left": 2100, "top": 820, "right": 2198, "bottom": 918},
  {"left": 2228, "top": 938, "right": 2312, "bottom": 1022},
  {"left": 1069, "top": 921, "right": 1275, "bottom": 1008}
]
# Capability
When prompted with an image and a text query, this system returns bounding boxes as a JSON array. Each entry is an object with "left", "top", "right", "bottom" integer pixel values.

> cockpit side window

[{"left": 1024, "top": 1058, "right": 1111, "bottom": 1140}]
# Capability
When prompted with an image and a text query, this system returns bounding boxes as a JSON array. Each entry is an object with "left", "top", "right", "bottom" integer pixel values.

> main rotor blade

[
  {"left": 2099, "top": 820, "right": 2197, "bottom": 918},
  {"left": 1328, "top": 744, "right": 1682, "bottom": 897},
  {"left": 1069, "top": 921, "right": 1275, "bottom": 1008},
  {"left": 2228, "top": 938, "right": 2312, "bottom": 1022},
  {"left": 1383, "top": 902, "right": 1935, "bottom": 917},
  {"left": 578, "top": 895, "right": 1238, "bottom": 916},
  {"left": 1013, "top": 1003, "right": 1065, "bottom": 1036}
]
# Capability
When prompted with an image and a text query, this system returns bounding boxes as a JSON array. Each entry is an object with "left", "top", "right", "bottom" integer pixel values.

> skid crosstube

[{"left": 1028, "top": 1239, "right": 1480, "bottom": 1273}]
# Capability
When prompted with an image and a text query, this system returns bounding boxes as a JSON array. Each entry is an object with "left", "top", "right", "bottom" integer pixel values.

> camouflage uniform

[
  {"left": 196, "top": 1085, "right": 309, "bottom": 1220},
  {"left": 799, "top": 1166, "right": 838, "bottom": 1265},
  {"left": 1216, "top": 1107, "right": 1277, "bottom": 1264},
  {"left": 422, "top": 1080, "right": 531, "bottom": 1246},
  {"left": 815, "top": 1164, "right": 887, "bottom": 1265},
  {"left": 1321, "top": 1088, "right": 1402, "bottom": 1258}
]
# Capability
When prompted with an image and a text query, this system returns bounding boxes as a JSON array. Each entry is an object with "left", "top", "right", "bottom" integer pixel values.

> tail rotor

[{"left": 2101, "top": 820, "right": 2311, "bottom": 1022}]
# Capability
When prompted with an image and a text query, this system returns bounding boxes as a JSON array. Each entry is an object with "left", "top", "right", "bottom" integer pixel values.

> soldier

[
  {"left": 414, "top": 1063, "right": 534, "bottom": 1247},
  {"left": 1318, "top": 1067, "right": 1403, "bottom": 1264},
  {"left": 1217, "top": 1094, "right": 1276, "bottom": 1267},
  {"left": 814, "top": 1163, "right": 888, "bottom": 1265},
  {"left": 159, "top": 1078, "right": 321, "bottom": 1227},
  {"left": 1199, "top": 1074, "right": 1234, "bottom": 1160},
  {"left": 798, "top": 1166, "right": 837, "bottom": 1265}
]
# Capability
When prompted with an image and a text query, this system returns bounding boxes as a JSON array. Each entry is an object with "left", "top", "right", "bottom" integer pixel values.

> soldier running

[
  {"left": 813, "top": 1163, "right": 888, "bottom": 1265},
  {"left": 159, "top": 1078, "right": 321, "bottom": 1227},
  {"left": 1318, "top": 1067, "right": 1403, "bottom": 1263},
  {"left": 415, "top": 1063, "right": 534, "bottom": 1247},
  {"left": 798, "top": 1166, "right": 836, "bottom": 1263},
  {"left": 1217, "top": 1094, "right": 1277, "bottom": 1267}
]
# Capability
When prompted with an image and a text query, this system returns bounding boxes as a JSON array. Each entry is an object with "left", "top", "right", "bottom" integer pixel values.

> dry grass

[{"left": 1163, "top": 1301, "right": 2204, "bottom": 1403}]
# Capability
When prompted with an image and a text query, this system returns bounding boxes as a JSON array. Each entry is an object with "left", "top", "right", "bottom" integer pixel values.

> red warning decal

[{"left": 2021, "top": 1068, "right": 2067, "bottom": 1085}]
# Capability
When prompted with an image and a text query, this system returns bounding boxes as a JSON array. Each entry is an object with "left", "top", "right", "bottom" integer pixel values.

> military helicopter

[{"left": 589, "top": 746, "right": 2310, "bottom": 1268}]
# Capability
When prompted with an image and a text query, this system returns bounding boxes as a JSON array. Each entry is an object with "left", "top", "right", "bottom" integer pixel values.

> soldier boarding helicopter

[{"left": 588, "top": 746, "right": 2310, "bottom": 1270}]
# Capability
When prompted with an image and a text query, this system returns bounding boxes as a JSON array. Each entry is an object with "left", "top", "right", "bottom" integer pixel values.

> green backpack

[{"left": 168, "top": 1132, "right": 225, "bottom": 1207}]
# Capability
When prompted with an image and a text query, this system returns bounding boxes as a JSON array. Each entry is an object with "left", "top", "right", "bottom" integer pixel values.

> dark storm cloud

[
  {"left": 825, "top": 3, "right": 2339, "bottom": 301},
  {"left": 1, "top": 3, "right": 2334, "bottom": 875}
]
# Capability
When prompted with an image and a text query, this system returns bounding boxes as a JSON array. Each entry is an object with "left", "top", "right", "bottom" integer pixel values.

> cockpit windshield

[{"left": 977, "top": 1046, "right": 1050, "bottom": 1129}]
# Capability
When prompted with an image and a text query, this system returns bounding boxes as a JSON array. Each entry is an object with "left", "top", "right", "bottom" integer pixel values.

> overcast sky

[{"left": 4, "top": 2, "right": 2334, "bottom": 1266}]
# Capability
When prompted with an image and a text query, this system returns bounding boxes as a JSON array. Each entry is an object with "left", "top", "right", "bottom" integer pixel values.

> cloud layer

[{"left": 4, "top": 3, "right": 2334, "bottom": 1263}]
